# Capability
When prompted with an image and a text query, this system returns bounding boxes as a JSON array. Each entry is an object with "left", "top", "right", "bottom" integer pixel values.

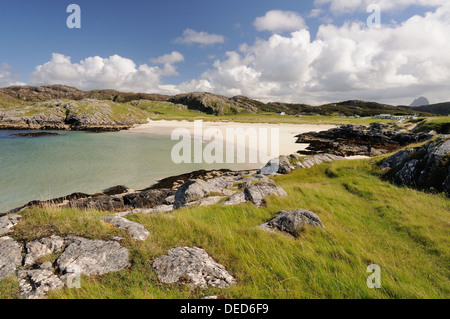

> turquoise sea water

[{"left": 0, "top": 130, "right": 258, "bottom": 214}]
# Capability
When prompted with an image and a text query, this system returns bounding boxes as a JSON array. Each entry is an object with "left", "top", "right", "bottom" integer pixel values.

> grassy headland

[{"left": 2, "top": 158, "right": 448, "bottom": 299}]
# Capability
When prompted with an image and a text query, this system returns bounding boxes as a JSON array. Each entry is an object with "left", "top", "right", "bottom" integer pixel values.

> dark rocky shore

[
  {"left": 11, "top": 132, "right": 61, "bottom": 138},
  {"left": 295, "top": 123, "right": 434, "bottom": 157}
]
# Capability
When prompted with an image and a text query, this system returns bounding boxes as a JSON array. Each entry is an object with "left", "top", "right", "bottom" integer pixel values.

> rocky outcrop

[
  {"left": 173, "top": 177, "right": 236, "bottom": 209},
  {"left": 153, "top": 247, "right": 236, "bottom": 289},
  {"left": 18, "top": 267, "right": 65, "bottom": 299},
  {"left": 0, "top": 214, "right": 22, "bottom": 235},
  {"left": 382, "top": 138, "right": 450, "bottom": 195},
  {"left": 57, "top": 237, "right": 130, "bottom": 276},
  {"left": 0, "top": 237, "right": 23, "bottom": 280},
  {"left": 0, "top": 98, "right": 148, "bottom": 132},
  {"left": 15, "top": 187, "right": 171, "bottom": 215},
  {"left": 293, "top": 153, "right": 344, "bottom": 168},
  {"left": 24, "top": 235, "right": 65, "bottom": 267},
  {"left": 101, "top": 216, "right": 149, "bottom": 241},
  {"left": 221, "top": 182, "right": 288, "bottom": 207},
  {"left": 12, "top": 132, "right": 60, "bottom": 138},
  {"left": 259, "top": 154, "right": 344, "bottom": 175},
  {"left": 259, "top": 156, "right": 294, "bottom": 175},
  {"left": 260, "top": 209, "right": 324, "bottom": 236},
  {"left": 123, "top": 189, "right": 172, "bottom": 209},
  {"left": 296, "top": 124, "right": 434, "bottom": 157},
  {"left": 2, "top": 234, "right": 131, "bottom": 299}
]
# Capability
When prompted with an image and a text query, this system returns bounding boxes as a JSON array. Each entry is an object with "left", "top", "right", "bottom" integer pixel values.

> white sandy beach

[{"left": 124, "top": 119, "right": 337, "bottom": 156}]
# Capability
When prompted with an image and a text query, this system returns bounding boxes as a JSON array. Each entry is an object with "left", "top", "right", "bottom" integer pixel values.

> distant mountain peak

[{"left": 410, "top": 96, "right": 430, "bottom": 107}]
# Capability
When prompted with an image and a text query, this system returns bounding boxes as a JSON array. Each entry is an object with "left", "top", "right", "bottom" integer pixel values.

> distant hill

[
  {"left": 406, "top": 102, "right": 450, "bottom": 116},
  {"left": 0, "top": 84, "right": 441, "bottom": 117},
  {"left": 410, "top": 97, "right": 430, "bottom": 107},
  {"left": 0, "top": 85, "right": 171, "bottom": 103},
  {"left": 265, "top": 100, "right": 433, "bottom": 117}
]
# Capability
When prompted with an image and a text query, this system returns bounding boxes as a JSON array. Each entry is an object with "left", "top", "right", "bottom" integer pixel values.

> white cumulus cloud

[
  {"left": 0, "top": 63, "right": 25, "bottom": 87},
  {"left": 254, "top": 10, "right": 307, "bottom": 33},
  {"left": 183, "top": 4, "right": 450, "bottom": 105},
  {"left": 174, "top": 29, "right": 225, "bottom": 46},
  {"left": 28, "top": 53, "right": 182, "bottom": 94},
  {"left": 314, "top": 0, "right": 447, "bottom": 14},
  {"left": 151, "top": 51, "right": 185, "bottom": 65}
]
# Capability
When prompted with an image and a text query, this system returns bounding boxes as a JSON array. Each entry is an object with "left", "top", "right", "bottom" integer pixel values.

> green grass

[
  {"left": 140, "top": 104, "right": 392, "bottom": 126},
  {"left": 411, "top": 117, "right": 450, "bottom": 134},
  {"left": 1, "top": 159, "right": 448, "bottom": 299}
]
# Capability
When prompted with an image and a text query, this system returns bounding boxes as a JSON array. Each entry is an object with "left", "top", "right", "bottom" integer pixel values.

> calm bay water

[{"left": 0, "top": 130, "right": 258, "bottom": 214}]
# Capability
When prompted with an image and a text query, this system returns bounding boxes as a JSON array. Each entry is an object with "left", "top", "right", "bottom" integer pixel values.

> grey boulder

[
  {"left": 57, "top": 237, "right": 130, "bottom": 276},
  {"left": 101, "top": 216, "right": 149, "bottom": 241},
  {"left": 24, "top": 235, "right": 65, "bottom": 267},
  {"left": 173, "top": 177, "right": 235, "bottom": 209},
  {"left": 0, "top": 236, "right": 23, "bottom": 280},
  {"left": 18, "top": 268, "right": 64, "bottom": 299},
  {"left": 244, "top": 182, "right": 288, "bottom": 207},
  {"left": 261, "top": 209, "right": 324, "bottom": 236},
  {"left": 153, "top": 246, "right": 236, "bottom": 289},
  {"left": 0, "top": 214, "right": 22, "bottom": 236},
  {"left": 221, "top": 182, "right": 288, "bottom": 207}
]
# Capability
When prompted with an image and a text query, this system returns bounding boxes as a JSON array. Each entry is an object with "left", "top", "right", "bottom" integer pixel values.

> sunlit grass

[{"left": 2, "top": 159, "right": 448, "bottom": 299}]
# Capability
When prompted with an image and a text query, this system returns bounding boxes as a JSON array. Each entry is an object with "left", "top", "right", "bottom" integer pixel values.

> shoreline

[
  {"left": 123, "top": 119, "right": 337, "bottom": 157},
  {"left": 1, "top": 121, "right": 370, "bottom": 215}
]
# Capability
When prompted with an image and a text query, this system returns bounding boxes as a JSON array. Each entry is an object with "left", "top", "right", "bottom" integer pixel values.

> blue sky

[{"left": 1, "top": 0, "right": 449, "bottom": 105}]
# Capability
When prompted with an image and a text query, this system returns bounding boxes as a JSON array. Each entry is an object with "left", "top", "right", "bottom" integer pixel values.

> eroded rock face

[
  {"left": 57, "top": 237, "right": 130, "bottom": 276},
  {"left": 381, "top": 149, "right": 414, "bottom": 170},
  {"left": 382, "top": 138, "right": 450, "bottom": 195},
  {"left": 153, "top": 247, "right": 236, "bottom": 289},
  {"left": 261, "top": 209, "right": 324, "bottom": 236},
  {"left": 101, "top": 216, "right": 149, "bottom": 241},
  {"left": 0, "top": 237, "right": 23, "bottom": 280}
]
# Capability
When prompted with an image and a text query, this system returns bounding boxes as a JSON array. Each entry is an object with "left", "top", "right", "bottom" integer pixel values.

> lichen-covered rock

[
  {"left": 173, "top": 177, "right": 236, "bottom": 208},
  {"left": 184, "top": 196, "right": 226, "bottom": 207},
  {"left": 18, "top": 268, "right": 64, "bottom": 299},
  {"left": 24, "top": 235, "right": 65, "bottom": 267},
  {"left": 153, "top": 247, "right": 236, "bottom": 289},
  {"left": 221, "top": 182, "right": 288, "bottom": 207},
  {"left": 57, "top": 237, "right": 130, "bottom": 276},
  {"left": 101, "top": 216, "right": 149, "bottom": 241},
  {"left": 220, "top": 191, "right": 247, "bottom": 206},
  {"left": 244, "top": 182, "right": 288, "bottom": 207},
  {"left": 261, "top": 209, "right": 324, "bottom": 236},
  {"left": 0, "top": 236, "right": 23, "bottom": 280},
  {"left": 131, "top": 204, "right": 174, "bottom": 215},
  {"left": 0, "top": 214, "right": 22, "bottom": 236}
]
